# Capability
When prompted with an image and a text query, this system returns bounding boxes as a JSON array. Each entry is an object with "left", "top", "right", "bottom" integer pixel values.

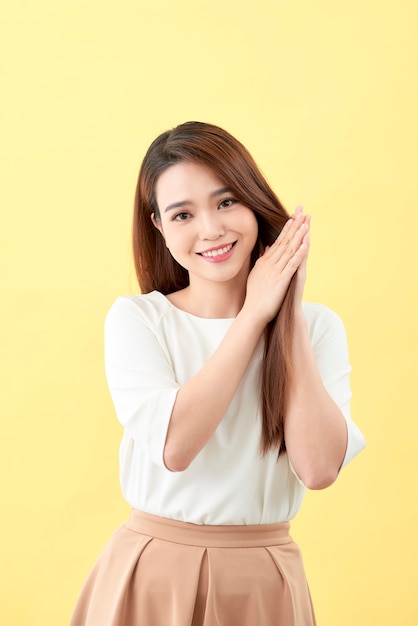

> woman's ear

[{"left": 151, "top": 213, "right": 164, "bottom": 237}]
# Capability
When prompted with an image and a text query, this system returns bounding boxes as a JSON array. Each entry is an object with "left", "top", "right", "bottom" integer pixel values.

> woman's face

[{"left": 153, "top": 161, "right": 259, "bottom": 288}]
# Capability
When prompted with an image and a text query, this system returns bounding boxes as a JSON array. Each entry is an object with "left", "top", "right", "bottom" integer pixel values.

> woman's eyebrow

[
  {"left": 164, "top": 200, "right": 192, "bottom": 213},
  {"left": 164, "top": 188, "right": 231, "bottom": 213},
  {"left": 210, "top": 186, "right": 230, "bottom": 198}
]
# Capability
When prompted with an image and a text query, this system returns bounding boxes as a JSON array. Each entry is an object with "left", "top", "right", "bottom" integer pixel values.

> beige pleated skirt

[{"left": 70, "top": 509, "right": 316, "bottom": 626}]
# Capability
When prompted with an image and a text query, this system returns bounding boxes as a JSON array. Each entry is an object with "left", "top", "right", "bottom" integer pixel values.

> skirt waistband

[{"left": 125, "top": 509, "right": 292, "bottom": 548}]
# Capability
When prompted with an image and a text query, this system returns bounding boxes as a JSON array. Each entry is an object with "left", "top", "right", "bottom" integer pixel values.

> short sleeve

[
  {"left": 104, "top": 297, "right": 180, "bottom": 468},
  {"left": 309, "top": 305, "right": 366, "bottom": 470}
]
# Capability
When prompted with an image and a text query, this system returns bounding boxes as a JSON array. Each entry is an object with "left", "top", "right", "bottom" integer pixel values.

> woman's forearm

[
  {"left": 163, "top": 310, "right": 265, "bottom": 472},
  {"left": 284, "top": 310, "right": 348, "bottom": 489}
]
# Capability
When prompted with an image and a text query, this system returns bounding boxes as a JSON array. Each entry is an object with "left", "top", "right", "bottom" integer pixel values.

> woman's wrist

[
  {"left": 236, "top": 305, "right": 268, "bottom": 336},
  {"left": 293, "top": 304, "right": 308, "bottom": 329}
]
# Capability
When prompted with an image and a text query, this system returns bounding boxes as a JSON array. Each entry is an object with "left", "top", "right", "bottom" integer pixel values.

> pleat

[
  {"left": 201, "top": 547, "right": 287, "bottom": 626},
  {"left": 70, "top": 525, "right": 207, "bottom": 626},
  {"left": 127, "top": 537, "right": 207, "bottom": 625},
  {"left": 70, "top": 524, "right": 152, "bottom": 626},
  {"left": 266, "top": 543, "right": 317, "bottom": 626}
]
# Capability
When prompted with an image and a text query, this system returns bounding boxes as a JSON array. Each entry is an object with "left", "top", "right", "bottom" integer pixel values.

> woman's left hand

[{"left": 291, "top": 206, "right": 311, "bottom": 309}]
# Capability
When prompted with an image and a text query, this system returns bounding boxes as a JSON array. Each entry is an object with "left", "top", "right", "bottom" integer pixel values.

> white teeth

[{"left": 201, "top": 244, "right": 233, "bottom": 258}]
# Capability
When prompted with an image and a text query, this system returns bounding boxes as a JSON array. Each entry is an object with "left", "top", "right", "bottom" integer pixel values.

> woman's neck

[{"left": 168, "top": 280, "right": 247, "bottom": 319}]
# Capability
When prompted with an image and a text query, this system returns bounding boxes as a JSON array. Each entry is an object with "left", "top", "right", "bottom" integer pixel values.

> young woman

[{"left": 70, "top": 121, "right": 365, "bottom": 626}]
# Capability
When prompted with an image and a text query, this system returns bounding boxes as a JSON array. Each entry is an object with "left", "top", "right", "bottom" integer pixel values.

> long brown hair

[{"left": 133, "top": 121, "right": 296, "bottom": 456}]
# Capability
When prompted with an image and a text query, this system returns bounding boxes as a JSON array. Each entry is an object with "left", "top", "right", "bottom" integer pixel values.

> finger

[
  {"left": 264, "top": 237, "right": 306, "bottom": 283},
  {"left": 302, "top": 217, "right": 311, "bottom": 248},
  {"left": 263, "top": 219, "right": 294, "bottom": 255},
  {"left": 290, "top": 205, "right": 303, "bottom": 216},
  {"left": 278, "top": 241, "right": 308, "bottom": 278},
  {"left": 296, "top": 249, "right": 309, "bottom": 281},
  {"left": 289, "top": 214, "right": 310, "bottom": 242},
  {"left": 271, "top": 214, "right": 310, "bottom": 277},
  {"left": 294, "top": 205, "right": 304, "bottom": 221},
  {"left": 264, "top": 212, "right": 310, "bottom": 265},
  {"left": 272, "top": 216, "right": 303, "bottom": 249},
  {"left": 285, "top": 211, "right": 310, "bottom": 239},
  {"left": 271, "top": 219, "right": 308, "bottom": 261}
]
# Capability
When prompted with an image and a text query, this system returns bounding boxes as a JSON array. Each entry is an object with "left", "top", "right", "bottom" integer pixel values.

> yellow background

[{"left": 1, "top": 1, "right": 417, "bottom": 624}]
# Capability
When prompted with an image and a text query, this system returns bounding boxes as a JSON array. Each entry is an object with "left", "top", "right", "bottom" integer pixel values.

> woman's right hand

[{"left": 241, "top": 209, "right": 310, "bottom": 326}]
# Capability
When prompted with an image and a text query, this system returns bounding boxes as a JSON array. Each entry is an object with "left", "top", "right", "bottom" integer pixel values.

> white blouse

[{"left": 104, "top": 291, "right": 365, "bottom": 525}]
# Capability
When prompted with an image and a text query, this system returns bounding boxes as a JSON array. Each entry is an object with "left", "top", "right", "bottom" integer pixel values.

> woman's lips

[
  {"left": 197, "top": 242, "right": 236, "bottom": 257},
  {"left": 197, "top": 241, "right": 237, "bottom": 262}
]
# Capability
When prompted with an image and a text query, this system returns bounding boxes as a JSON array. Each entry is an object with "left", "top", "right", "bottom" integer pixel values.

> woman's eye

[
  {"left": 219, "top": 198, "right": 236, "bottom": 209},
  {"left": 173, "top": 212, "right": 191, "bottom": 221}
]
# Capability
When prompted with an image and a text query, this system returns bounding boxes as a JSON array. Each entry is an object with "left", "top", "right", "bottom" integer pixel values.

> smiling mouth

[{"left": 197, "top": 242, "right": 236, "bottom": 258}]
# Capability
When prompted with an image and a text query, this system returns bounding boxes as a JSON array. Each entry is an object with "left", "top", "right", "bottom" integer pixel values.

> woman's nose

[{"left": 198, "top": 212, "right": 225, "bottom": 240}]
